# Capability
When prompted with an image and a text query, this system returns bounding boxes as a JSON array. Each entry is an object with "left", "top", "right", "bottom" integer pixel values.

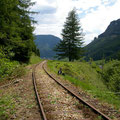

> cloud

[
  {"left": 101, "top": 0, "right": 117, "bottom": 6},
  {"left": 31, "top": 0, "right": 120, "bottom": 45},
  {"left": 38, "top": 6, "right": 57, "bottom": 14},
  {"left": 81, "top": 0, "right": 120, "bottom": 44}
]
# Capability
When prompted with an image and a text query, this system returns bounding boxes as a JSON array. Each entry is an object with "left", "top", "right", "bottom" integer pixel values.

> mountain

[
  {"left": 34, "top": 35, "right": 61, "bottom": 59},
  {"left": 99, "top": 19, "right": 120, "bottom": 38},
  {"left": 85, "top": 19, "right": 120, "bottom": 60}
]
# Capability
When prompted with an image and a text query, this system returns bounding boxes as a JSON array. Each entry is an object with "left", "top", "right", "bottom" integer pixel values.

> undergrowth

[
  {"left": 0, "top": 53, "right": 41, "bottom": 82},
  {"left": 0, "top": 58, "right": 26, "bottom": 82},
  {"left": 103, "top": 60, "right": 120, "bottom": 92}
]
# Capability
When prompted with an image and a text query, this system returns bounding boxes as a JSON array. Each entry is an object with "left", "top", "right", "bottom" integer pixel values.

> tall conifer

[
  {"left": 55, "top": 9, "right": 84, "bottom": 61},
  {"left": 0, "top": 0, "right": 38, "bottom": 62}
]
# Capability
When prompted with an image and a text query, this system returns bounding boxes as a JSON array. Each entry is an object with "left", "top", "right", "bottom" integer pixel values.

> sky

[{"left": 31, "top": 0, "right": 120, "bottom": 45}]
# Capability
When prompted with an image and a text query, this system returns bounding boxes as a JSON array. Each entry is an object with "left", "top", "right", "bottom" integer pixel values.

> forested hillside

[
  {"left": 34, "top": 35, "right": 61, "bottom": 59},
  {"left": 85, "top": 19, "right": 120, "bottom": 60}
]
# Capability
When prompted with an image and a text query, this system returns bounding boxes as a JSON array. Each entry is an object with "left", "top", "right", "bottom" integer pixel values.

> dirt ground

[{"left": 0, "top": 65, "right": 42, "bottom": 120}]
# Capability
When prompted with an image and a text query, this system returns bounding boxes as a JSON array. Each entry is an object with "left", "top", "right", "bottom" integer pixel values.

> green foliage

[
  {"left": 0, "top": 47, "right": 6, "bottom": 59},
  {"left": 0, "top": 0, "right": 37, "bottom": 63},
  {"left": 0, "top": 47, "right": 25, "bottom": 81},
  {"left": 54, "top": 9, "right": 84, "bottom": 61},
  {"left": 103, "top": 60, "right": 120, "bottom": 92},
  {"left": 48, "top": 60, "right": 120, "bottom": 108},
  {"left": 0, "top": 59, "right": 18, "bottom": 79},
  {"left": 0, "top": 58, "right": 25, "bottom": 81}
]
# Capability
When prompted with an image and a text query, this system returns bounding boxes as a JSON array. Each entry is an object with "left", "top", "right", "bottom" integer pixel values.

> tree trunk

[{"left": 69, "top": 56, "right": 72, "bottom": 61}]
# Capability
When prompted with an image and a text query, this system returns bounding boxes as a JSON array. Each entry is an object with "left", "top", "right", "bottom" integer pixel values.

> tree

[
  {"left": 54, "top": 9, "right": 84, "bottom": 61},
  {"left": 0, "top": 0, "right": 38, "bottom": 62}
]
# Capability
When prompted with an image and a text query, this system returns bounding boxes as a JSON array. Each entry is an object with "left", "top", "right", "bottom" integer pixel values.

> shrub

[
  {"left": 103, "top": 61, "right": 120, "bottom": 92},
  {"left": 0, "top": 47, "right": 22, "bottom": 81}
]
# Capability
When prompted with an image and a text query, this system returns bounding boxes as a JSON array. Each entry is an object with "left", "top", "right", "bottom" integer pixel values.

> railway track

[
  {"left": 32, "top": 64, "right": 47, "bottom": 120},
  {"left": 33, "top": 61, "right": 112, "bottom": 120}
]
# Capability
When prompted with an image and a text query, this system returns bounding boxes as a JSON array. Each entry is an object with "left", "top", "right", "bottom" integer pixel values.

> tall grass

[{"left": 47, "top": 60, "right": 120, "bottom": 109}]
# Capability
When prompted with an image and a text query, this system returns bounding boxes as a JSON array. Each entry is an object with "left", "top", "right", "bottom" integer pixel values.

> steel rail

[
  {"left": 42, "top": 62, "right": 111, "bottom": 120},
  {"left": 32, "top": 64, "right": 47, "bottom": 120}
]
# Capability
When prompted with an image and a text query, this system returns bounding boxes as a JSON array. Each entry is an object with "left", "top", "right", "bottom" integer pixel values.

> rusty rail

[
  {"left": 42, "top": 62, "right": 111, "bottom": 120},
  {"left": 32, "top": 64, "right": 47, "bottom": 120}
]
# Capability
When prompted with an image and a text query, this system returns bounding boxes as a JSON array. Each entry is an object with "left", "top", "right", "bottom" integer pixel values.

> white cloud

[
  {"left": 81, "top": 0, "right": 120, "bottom": 44},
  {"left": 31, "top": 0, "right": 120, "bottom": 44}
]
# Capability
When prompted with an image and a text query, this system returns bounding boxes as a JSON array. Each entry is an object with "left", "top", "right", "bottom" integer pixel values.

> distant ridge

[
  {"left": 85, "top": 19, "right": 120, "bottom": 60},
  {"left": 34, "top": 35, "right": 61, "bottom": 59},
  {"left": 99, "top": 19, "right": 120, "bottom": 38}
]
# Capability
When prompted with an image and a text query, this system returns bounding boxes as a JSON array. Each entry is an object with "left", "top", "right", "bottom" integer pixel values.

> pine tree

[
  {"left": 0, "top": 0, "right": 38, "bottom": 62},
  {"left": 54, "top": 9, "right": 84, "bottom": 61},
  {"left": 12, "top": 0, "right": 37, "bottom": 62}
]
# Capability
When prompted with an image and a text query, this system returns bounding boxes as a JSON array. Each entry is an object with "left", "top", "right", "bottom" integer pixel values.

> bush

[
  {"left": 0, "top": 58, "right": 20, "bottom": 80},
  {"left": 0, "top": 48, "right": 23, "bottom": 81},
  {"left": 103, "top": 61, "right": 120, "bottom": 92}
]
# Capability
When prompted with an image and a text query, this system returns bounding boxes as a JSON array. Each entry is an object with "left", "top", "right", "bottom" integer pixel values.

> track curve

[{"left": 42, "top": 61, "right": 112, "bottom": 120}]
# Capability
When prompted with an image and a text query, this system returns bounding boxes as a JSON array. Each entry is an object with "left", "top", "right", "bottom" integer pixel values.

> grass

[
  {"left": 47, "top": 60, "right": 120, "bottom": 109},
  {"left": 29, "top": 53, "right": 42, "bottom": 64},
  {"left": 0, "top": 93, "right": 16, "bottom": 120}
]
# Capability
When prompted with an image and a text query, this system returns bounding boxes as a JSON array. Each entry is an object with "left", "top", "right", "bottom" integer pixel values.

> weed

[
  {"left": 48, "top": 94, "right": 52, "bottom": 99},
  {"left": 50, "top": 100, "right": 56, "bottom": 104},
  {"left": 0, "top": 95, "right": 16, "bottom": 119},
  {"left": 27, "top": 103, "right": 35, "bottom": 109},
  {"left": 73, "top": 101, "right": 79, "bottom": 106},
  {"left": 97, "top": 115, "right": 102, "bottom": 120}
]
